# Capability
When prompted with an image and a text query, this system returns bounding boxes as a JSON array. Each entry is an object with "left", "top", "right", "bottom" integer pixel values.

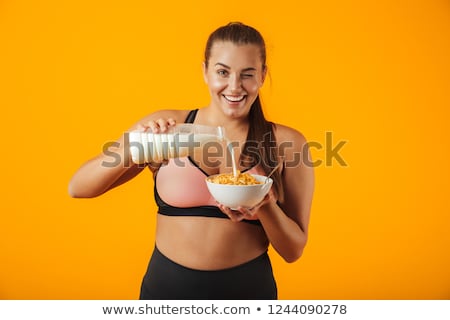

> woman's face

[{"left": 203, "top": 41, "right": 266, "bottom": 119}]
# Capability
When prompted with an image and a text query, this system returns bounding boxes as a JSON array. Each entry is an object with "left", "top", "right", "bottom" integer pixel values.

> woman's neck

[{"left": 198, "top": 105, "right": 249, "bottom": 130}]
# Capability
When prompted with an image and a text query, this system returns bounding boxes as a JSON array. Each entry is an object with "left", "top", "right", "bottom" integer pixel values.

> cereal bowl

[{"left": 205, "top": 173, "right": 273, "bottom": 209}]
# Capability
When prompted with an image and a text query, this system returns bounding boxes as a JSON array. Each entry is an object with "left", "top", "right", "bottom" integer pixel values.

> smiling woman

[
  {"left": 203, "top": 24, "right": 266, "bottom": 119},
  {"left": 204, "top": 45, "right": 263, "bottom": 116},
  {"left": 68, "top": 22, "right": 314, "bottom": 300}
]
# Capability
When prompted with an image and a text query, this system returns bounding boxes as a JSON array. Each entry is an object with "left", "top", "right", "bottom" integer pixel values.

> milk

[
  {"left": 128, "top": 131, "right": 223, "bottom": 164},
  {"left": 226, "top": 139, "right": 238, "bottom": 178}
]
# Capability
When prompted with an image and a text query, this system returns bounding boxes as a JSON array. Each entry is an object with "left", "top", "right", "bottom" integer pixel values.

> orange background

[{"left": 1, "top": 0, "right": 449, "bottom": 299}]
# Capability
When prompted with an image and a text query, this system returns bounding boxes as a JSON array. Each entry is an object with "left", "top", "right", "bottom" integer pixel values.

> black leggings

[{"left": 139, "top": 247, "right": 277, "bottom": 300}]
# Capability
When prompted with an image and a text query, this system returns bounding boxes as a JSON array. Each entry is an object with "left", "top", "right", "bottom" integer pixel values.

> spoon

[{"left": 265, "top": 161, "right": 283, "bottom": 183}]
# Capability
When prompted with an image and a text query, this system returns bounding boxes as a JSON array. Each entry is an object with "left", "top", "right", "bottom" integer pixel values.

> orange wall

[{"left": 1, "top": 0, "right": 449, "bottom": 299}]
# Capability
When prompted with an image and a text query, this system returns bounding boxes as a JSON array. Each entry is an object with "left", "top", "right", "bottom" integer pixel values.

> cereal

[{"left": 207, "top": 171, "right": 262, "bottom": 185}]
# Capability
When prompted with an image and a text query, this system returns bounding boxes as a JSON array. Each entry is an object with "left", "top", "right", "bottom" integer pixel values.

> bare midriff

[{"left": 155, "top": 214, "right": 269, "bottom": 270}]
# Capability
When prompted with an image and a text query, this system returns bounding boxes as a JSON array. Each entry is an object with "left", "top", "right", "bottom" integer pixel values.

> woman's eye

[
  {"left": 217, "top": 70, "right": 228, "bottom": 77},
  {"left": 241, "top": 74, "right": 254, "bottom": 79}
]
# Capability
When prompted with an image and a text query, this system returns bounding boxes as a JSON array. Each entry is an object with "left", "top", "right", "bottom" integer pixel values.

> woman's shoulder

[{"left": 272, "top": 123, "right": 308, "bottom": 146}]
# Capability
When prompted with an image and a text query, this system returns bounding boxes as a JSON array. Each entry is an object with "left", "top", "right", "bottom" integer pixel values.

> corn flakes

[{"left": 207, "top": 171, "right": 262, "bottom": 185}]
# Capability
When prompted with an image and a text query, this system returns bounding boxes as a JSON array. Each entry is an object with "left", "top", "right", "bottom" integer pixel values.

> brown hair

[{"left": 204, "top": 22, "right": 283, "bottom": 199}]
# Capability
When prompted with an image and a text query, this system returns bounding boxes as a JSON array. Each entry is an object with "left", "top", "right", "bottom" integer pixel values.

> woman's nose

[{"left": 228, "top": 74, "right": 242, "bottom": 91}]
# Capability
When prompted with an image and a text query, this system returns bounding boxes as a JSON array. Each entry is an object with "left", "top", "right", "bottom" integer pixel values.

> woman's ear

[
  {"left": 202, "top": 62, "right": 208, "bottom": 84},
  {"left": 261, "top": 65, "right": 268, "bottom": 85}
]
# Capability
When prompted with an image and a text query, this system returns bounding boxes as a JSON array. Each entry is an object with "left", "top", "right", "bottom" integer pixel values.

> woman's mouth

[{"left": 223, "top": 95, "right": 246, "bottom": 103}]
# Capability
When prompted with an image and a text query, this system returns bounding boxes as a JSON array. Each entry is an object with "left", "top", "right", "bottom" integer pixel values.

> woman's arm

[
  {"left": 257, "top": 125, "right": 315, "bottom": 262},
  {"left": 68, "top": 133, "right": 144, "bottom": 198},
  {"left": 68, "top": 110, "right": 185, "bottom": 198}
]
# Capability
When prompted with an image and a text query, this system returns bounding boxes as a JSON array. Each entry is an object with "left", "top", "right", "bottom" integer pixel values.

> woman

[{"left": 69, "top": 22, "right": 314, "bottom": 299}]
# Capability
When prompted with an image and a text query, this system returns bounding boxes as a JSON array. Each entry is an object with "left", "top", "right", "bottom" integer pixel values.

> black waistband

[{"left": 140, "top": 246, "right": 277, "bottom": 299}]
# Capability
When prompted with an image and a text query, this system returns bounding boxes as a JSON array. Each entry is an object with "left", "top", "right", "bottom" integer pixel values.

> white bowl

[{"left": 205, "top": 174, "right": 273, "bottom": 209}]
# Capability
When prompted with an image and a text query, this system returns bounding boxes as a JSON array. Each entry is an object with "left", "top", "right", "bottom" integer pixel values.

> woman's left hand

[{"left": 217, "top": 193, "right": 273, "bottom": 222}]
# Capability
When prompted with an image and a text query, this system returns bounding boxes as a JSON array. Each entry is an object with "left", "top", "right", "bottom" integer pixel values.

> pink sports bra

[{"left": 154, "top": 109, "right": 263, "bottom": 226}]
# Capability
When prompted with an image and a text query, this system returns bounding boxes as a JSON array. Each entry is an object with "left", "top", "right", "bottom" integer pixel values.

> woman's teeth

[{"left": 224, "top": 95, "right": 246, "bottom": 102}]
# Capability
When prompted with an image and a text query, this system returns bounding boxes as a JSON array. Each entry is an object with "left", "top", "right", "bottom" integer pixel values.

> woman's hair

[{"left": 204, "top": 22, "right": 284, "bottom": 200}]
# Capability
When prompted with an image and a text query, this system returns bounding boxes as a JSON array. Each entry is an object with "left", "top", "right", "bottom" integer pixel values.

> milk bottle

[{"left": 127, "top": 124, "right": 225, "bottom": 164}]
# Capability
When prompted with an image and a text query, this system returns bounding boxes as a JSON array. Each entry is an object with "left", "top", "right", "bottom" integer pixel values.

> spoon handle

[{"left": 265, "top": 161, "right": 282, "bottom": 183}]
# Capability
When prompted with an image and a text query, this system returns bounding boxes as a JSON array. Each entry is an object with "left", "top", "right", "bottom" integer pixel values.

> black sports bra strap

[{"left": 184, "top": 109, "right": 198, "bottom": 123}]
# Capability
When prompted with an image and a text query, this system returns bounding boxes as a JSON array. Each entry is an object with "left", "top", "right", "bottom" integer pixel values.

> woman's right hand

[
  {"left": 135, "top": 117, "right": 177, "bottom": 133},
  {"left": 131, "top": 117, "right": 178, "bottom": 168}
]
